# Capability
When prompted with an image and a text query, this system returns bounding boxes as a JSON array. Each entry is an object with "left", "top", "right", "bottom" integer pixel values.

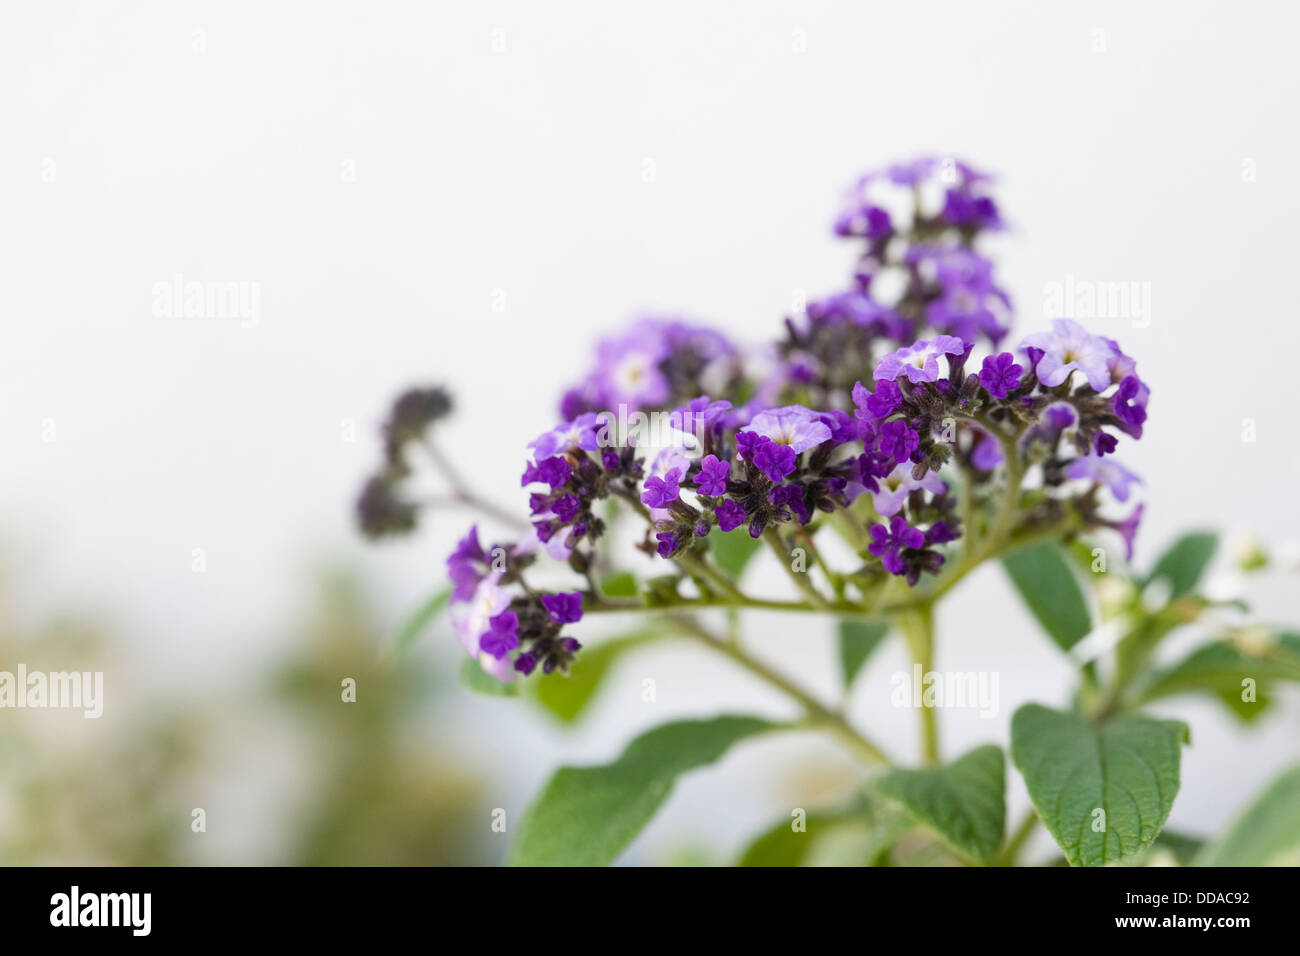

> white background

[{"left": 3, "top": 0, "right": 1298, "bottom": 863}]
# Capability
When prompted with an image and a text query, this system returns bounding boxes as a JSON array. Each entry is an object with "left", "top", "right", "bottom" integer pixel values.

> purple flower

[
  {"left": 541, "top": 590, "right": 584, "bottom": 624},
  {"left": 745, "top": 406, "right": 833, "bottom": 453},
  {"left": 551, "top": 493, "right": 581, "bottom": 523},
  {"left": 868, "top": 516, "right": 926, "bottom": 575},
  {"left": 479, "top": 610, "right": 520, "bottom": 660},
  {"left": 873, "top": 336, "right": 966, "bottom": 384},
  {"left": 693, "top": 454, "right": 731, "bottom": 496},
  {"left": 447, "top": 525, "right": 487, "bottom": 601},
  {"left": 978, "top": 352, "right": 1022, "bottom": 398},
  {"left": 879, "top": 421, "right": 920, "bottom": 463},
  {"left": 1065, "top": 454, "right": 1142, "bottom": 503},
  {"left": 1112, "top": 503, "right": 1144, "bottom": 561},
  {"left": 669, "top": 396, "right": 733, "bottom": 435},
  {"left": 513, "top": 652, "right": 538, "bottom": 676},
  {"left": 1020, "top": 320, "right": 1112, "bottom": 391},
  {"left": 870, "top": 463, "right": 948, "bottom": 517},
  {"left": 927, "top": 521, "right": 958, "bottom": 544},
  {"left": 521, "top": 456, "right": 572, "bottom": 490},
  {"left": 1113, "top": 375, "right": 1149, "bottom": 437},
  {"left": 1095, "top": 432, "right": 1118, "bottom": 457},
  {"left": 972, "top": 434, "right": 1005, "bottom": 471},
  {"left": 853, "top": 379, "right": 902, "bottom": 420},
  {"left": 641, "top": 467, "right": 682, "bottom": 508},
  {"left": 530, "top": 413, "right": 604, "bottom": 460},
  {"left": 751, "top": 438, "right": 797, "bottom": 482},
  {"left": 452, "top": 577, "right": 511, "bottom": 656},
  {"left": 655, "top": 531, "right": 681, "bottom": 558},
  {"left": 771, "top": 483, "right": 810, "bottom": 524},
  {"left": 715, "top": 498, "right": 747, "bottom": 532}
]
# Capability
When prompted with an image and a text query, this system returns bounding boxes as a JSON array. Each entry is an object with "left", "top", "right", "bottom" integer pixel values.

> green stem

[
  {"left": 763, "top": 528, "right": 834, "bottom": 609},
  {"left": 895, "top": 603, "right": 939, "bottom": 766},
  {"left": 998, "top": 808, "right": 1039, "bottom": 866}
]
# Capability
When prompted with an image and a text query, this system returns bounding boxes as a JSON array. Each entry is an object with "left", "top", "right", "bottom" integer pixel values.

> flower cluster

[
  {"left": 558, "top": 317, "right": 745, "bottom": 419},
  {"left": 446, "top": 525, "right": 585, "bottom": 681},
  {"left": 403, "top": 158, "right": 1154, "bottom": 683},
  {"left": 776, "top": 157, "right": 1010, "bottom": 411},
  {"left": 354, "top": 386, "right": 452, "bottom": 538}
]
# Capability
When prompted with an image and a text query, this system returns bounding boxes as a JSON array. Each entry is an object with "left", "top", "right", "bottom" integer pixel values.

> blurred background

[{"left": 2, "top": 0, "right": 1298, "bottom": 865}]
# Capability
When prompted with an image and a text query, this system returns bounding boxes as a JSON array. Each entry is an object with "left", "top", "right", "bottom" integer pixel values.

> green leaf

[
  {"left": 873, "top": 745, "right": 1006, "bottom": 864},
  {"left": 1001, "top": 541, "right": 1093, "bottom": 652},
  {"left": 1197, "top": 763, "right": 1300, "bottom": 866},
  {"left": 511, "top": 715, "right": 775, "bottom": 865},
  {"left": 838, "top": 619, "right": 888, "bottom": 689},
  {"left": 390, "top": 587, "right": 451, "bottom": 654},
  {"left": 1138, "top": 632, "right": 1300, "bottom": 720},
  {"left": 737, "top": 811, "right": 843, "bottom": 867},
  {"left": 530, "top": 629, "right": 659, "bottom": 723},
  {"left": 458, "top": 657, "right": 519, "bottom": 697},
  {"left": 1144, "top": 531, "right": 1218, "bottom": 599},
  {"left": 711, "top": 529, "right": 763, "bottom": 580},
  {"left": 1011, "top": 704, "right": 1189, "bottom": 867},
  {"left": 598, "top": 571, "right": 638, "bottom": 598}
]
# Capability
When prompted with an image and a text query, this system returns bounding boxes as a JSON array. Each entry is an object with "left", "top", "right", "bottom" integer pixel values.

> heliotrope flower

[
  {"left": 750, "top": 438, "right": 797, "bottom": 482},
  {"left": 479, "top": 610, "right": 520, "bottom": 660},
  {"left": 879, "top": 421, "right": 920, "bottom": 463},
  {"left": 714, "top": 498, "right": 746, "bottom": 532},
  {"left": 978, "top": 352, "right": 1022, "bottom": 398},
  {"left": 694, "top": 454, "right": 731, "bottom": 496},
  {"left": 540, "top": 591, "right": 584, "bottom": 624},
  {"left": 852, "top": 379, "right": 902, "bottom": 420},
  {"left": 873, "top": 336, "right": 967, "bottom": 383},
  {"left": 641, "top": 468, "right": 683, "bottom": 508},
  {"left": 530, "top": 412, "right": 605, "bottom": 459},
  {"left": 868, "top": 516, "right": 926, "bottom": 575},
  {"left": 1065, "top": 454, "right": 1142, "bottom": 503},
  {"left": 744, "top": 406, "right": 833, "bottom": 453},
  {"left": 453, "top": 576, "right": 511, "bottom": 658},
  {"left": 1020, "top": 319, "right": 1113, "bottom": 391},
  {"left": 871, "top": 464, "right": 948, "bottom": 517}
]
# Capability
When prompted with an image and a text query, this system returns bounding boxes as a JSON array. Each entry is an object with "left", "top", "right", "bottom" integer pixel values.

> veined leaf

[
  {"left": 1001, "top": 542, "right": 1092, "bottom": 652},
  {"left": 511, "top": 715, "right": 776, "bottom": 866},
  {"left": 873, "top": 745, "right": 1006, "bottom": 864},
  {"left": 1011, "top": 704, "right": 1188, "bottom": 867}
]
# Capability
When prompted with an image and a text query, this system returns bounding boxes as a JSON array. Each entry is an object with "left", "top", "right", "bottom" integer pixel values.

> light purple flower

[
  {"left": 1065, "top": 454, "right": 1142, "bottom": 503},
  {"left": 1020, "top": 320, "right": 1113, "bottom": 391},
  {"left": 744, "top": 405, "right": 833, "bottom": 453},
  {"left": 873, "top": 336, "right": 967, "bottom": 384},
  {"left": 870, "top": 463, "right": 948, "bottom": 517},
  {"left": 530, "top": 412, "right": 604, "bottom": 459},
  {"left": 452, "top": 576, "right": 510, "bottom": 657}
]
